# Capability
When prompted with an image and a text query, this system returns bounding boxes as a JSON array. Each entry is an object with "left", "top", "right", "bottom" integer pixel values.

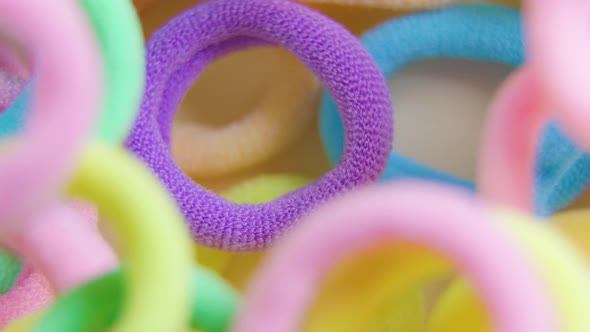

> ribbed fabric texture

[
  {"left": 319, "top": 3, "right": 590, "bottom": 216},
  {"left": 126, "top": 0, "right": 393, "bottom": 251}
]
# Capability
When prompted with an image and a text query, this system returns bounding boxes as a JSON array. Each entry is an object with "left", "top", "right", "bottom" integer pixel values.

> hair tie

[
  {"left": 0, "top": 201, "right": 116, "bottom": 329},
  {"left": 1, "top": 0, "right": 144, "bottom": 144},
  {"left": 63, "top": 143, "right": 194, "bottom": 332},
  {"left": 126, "top": 0, "right": 392, "bottom": 251},
  {"left": 3, "top": 266, "right": 238, "bottom": 332},
  {"left": 320, "top": 3, "right": 589, "bottom": 216},
  {"left": 234, "top": 182, "right": 558, "bottom": 332},
  {"left": 3, "top": 202, "right": 116, "bottom": 291},
  {"left": 0, "top": 0, "right": 102, "bottom": 229},
  {"left": 524, "top": 0, "right": 590, "bottom": 151},
  {"left": 478, "top": 67, "right": 545, "bottom": 212},
  {"left": 0, "top": 0, "right": 145, "bottom": 310},
  {"left": 427, "top": 209, "right": 590, "bottom": 331}
]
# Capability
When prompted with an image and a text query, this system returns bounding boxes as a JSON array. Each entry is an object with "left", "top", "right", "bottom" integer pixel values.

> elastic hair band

[
  {"left": 126, "top": 0, "right": 393, "bottom": 251},
  {"left": 0, "top": 202, "right": 116, "bottom": 328},
  {"left": 234, "top": 182, "right": 558, "bottom": 332},
  {"left": 0, "top": 0, "right": 145, "bottom": 301},
  {"left": 319, "top": 3, "right": 590, "bottom": 216},
  {"left": 427, "top": 209, "right": 590, "bottom": 331},
  {"left": 66, "top": 143, "right": 194, "bottom": 332},
  {"left": 1, "top": 0, "right": 145, "bottom": 144},
  {"left": 477, "top": 67, "right": 545, "bottom": 212},
  {"left": 524, "top": 0, "right": 590, "bottom": 151},
  {"left": 4, "top": 266, "right": 238, "bottom": 332},
  {"left": 171, "top": 48, "right": 319, "bottom": 177},
  {"left": 3, "top": 201, "right": 117, "bottom": 293},
  {"left": 0, "top": 0, "right": 102, "bottom": 230}
]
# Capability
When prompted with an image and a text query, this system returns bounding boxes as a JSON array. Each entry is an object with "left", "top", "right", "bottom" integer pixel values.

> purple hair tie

[{"left": 126, "top": 0, "right": 393, "bottom": 251}]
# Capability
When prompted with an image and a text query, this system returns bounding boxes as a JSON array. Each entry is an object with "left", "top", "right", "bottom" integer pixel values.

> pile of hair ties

[{"left": 0, "top": 0, "right": 589, "bottom": 331}]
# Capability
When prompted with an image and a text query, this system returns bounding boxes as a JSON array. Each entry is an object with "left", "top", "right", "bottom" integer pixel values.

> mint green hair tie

[
  {"left": 0, "top": 0, "right": 146, "bottom": 298},
  {"left": 9, "top": 266, "right": 238, "bottom": 332},
  {"left": 78, "top": 0, "right": 145, "bottom": 143},
  {"left": 1, "top": 0, "right": 145, "bottom": 143}
]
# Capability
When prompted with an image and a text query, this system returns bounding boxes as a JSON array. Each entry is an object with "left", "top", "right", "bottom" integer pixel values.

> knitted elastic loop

[
  {"left": 320, "top": 3, "right": 588, "bottom": 216},
  {"left": 477, "top": 67, "right": 547, "bottom": 213},
  {"left": 126, "top": 0, "right": 392, "bottom": 251},
  {"left": 524, "top": 0, "right": 590, "bottom": 151},
  {"left": 80, "top": 0, "right": 145, "bottom": 143},
  {"left": 8, "top": 203, "right": 117, "bottom": 293},
  {"left": 233, "top": 182, "right": 558, "bottom": 332},
  {"left": 0, "top": 0, "right": 102, "bottom": 229},
  {"left": 8, "top": 266, "right": 238, "bottom": 332},
  {"left": 66, "top": 143, "right": 193, "bottom": 332},
  {"left": 319, "top": 3, "right": 523, "bottom": 189},
  {"left": 427, "top": 210, "right": 590, "bottom": 331},
  {"left": 1, "top": 0, "right": 144, "bottom": 144},
  {"left": 172, "top": 49, "right": 319, "bottom": 177},
  {"left": 0, "top": 202, "right": 115, "bottom": 328}
]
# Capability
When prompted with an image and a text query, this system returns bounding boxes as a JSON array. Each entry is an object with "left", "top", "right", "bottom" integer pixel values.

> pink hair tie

[
  {"left": 0, "top": 0, "right": 108, "bottom": 326},
  {"left": 0, "top": 0, "right": 102, "bottom": 234},
  {"left": 478, "top": 67, "right": 545, "bottom": 212},
  {"left": 234, "top": 182, "right": 558, "bottom": 332},
  {"left": 524, "top": 0, "right": 590, "bottom": 150},
  {"left": 0, "top": 201, "right": 117, "bottom": 329},
  {"left": 478, "top": 1, "right": 590, "bottom": 213}
]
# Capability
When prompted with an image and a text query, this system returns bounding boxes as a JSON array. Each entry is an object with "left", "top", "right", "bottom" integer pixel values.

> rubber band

[
  {"left": 3, "top": 201, "right": 117, "bottom": 293},
  {"left": 0, "top": 201, "right": 114, "bottom": 329},
  {"left": 477, "top": 67, "right": 546, "bottom": 212},
  {"left": 3, "top": 266, "right": 238, "bottom": 332},
  {"left": 320, "top": 3, "right": 589, "bottom": 216},
  {"left": 1, "top": 0, "right": 144, "bottom": 144},
  {"left": 427, "top": 209, "right": 590, "bottom": 331},
  {"left": 233, "top": 182, "right": 558, "bottom": 331},
  {"left": 171, "top": 48, "right": 319, "bottom": 177},
  {"left": 126, "top": 0, "right": 393, "bottom": 251},
  {"left": 524, "top": 0, "right": 590, "bottom": 151},
  {"left": 0, "top": 0, "right": 102, "bottom": 231},
  {"left": 0, "top": 0, "right": 145, "bottom": 301},
  {"left": 62, "top": 142, "right": 193, "bottom": 332}
]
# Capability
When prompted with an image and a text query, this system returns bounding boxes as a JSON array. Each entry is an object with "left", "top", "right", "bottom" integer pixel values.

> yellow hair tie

[
  {"left": 428, "top": 209, "right": 590, "bottom": 331},
  {"left": 2, "top": 143, "right": 194, "bottom": 332}
]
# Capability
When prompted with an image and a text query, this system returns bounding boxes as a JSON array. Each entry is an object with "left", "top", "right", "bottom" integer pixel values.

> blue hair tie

[{"left": 319, "top": 3, "right": 590, "bottom": 216}]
